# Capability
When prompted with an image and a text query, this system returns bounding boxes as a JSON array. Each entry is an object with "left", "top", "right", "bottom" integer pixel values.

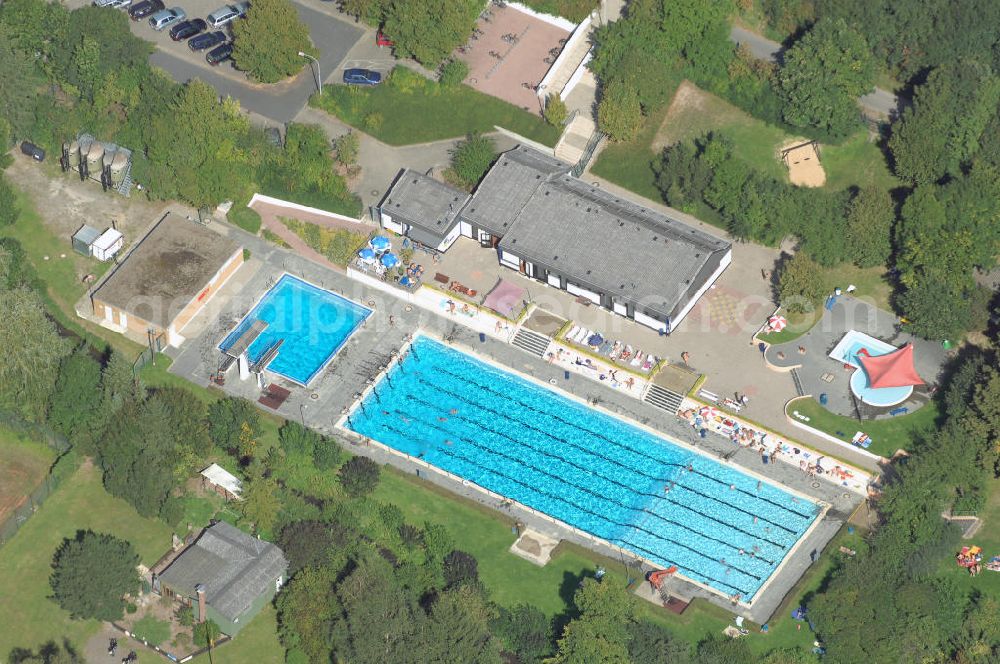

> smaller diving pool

[
  {"left": 828, "top": 330, "right": 912, "bottom": 407},
  {"left": 219, "top": 274, "right": 370, "bottom": 385}
]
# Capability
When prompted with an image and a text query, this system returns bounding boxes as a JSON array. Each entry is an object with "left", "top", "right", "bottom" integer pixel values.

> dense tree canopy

[
  {"left": 381, "top": 0, "right": 481, "bottom": 66},
  {"left": 49, "top": 530, "right": 140, "bottom": 621},
  {"left": 47, "top": 347, "right": 103, "bottom": 446},
  {"left": 777, "top": 19, "right": 874, "bottom": 137},
  {"left": 448, "top": 132, "right": 497, "bottom": 189},
  {"left": 231, "top": 0, "right": 312, "bottom": 84}
]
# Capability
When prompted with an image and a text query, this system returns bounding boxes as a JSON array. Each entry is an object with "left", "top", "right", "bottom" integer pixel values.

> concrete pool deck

[{"left": 166, "top": 221, "right": 864, "bottom": 623}]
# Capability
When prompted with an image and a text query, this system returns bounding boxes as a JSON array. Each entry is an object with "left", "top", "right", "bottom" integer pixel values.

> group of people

[{"left": 956, "top": 546, "right": 1000, "bottom": 576}]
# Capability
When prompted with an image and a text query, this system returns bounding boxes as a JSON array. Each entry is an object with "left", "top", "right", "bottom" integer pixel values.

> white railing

[
  {"left": 537, "top": 14, "right": 593, "bottom": 100},
  {"left": 247, "top": 193, "right": 366, "bottom": 224},
  {"left": 560, "top": 51, "right": 593, "bottom": 101}
]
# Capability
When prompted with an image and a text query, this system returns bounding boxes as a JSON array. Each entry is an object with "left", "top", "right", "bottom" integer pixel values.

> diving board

[{"left": 224, "top": 319, "right": 268, "bottom": 358}]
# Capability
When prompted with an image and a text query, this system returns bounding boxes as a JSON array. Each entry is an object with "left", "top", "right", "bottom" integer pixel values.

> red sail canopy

[{"left": 859, "top": 344, "right": 925, "bottom": 389}]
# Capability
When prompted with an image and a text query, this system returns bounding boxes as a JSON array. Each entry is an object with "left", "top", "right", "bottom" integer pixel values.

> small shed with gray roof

[
  {"left": 156, "top": 521, "right": 287, "bottom": 636},
  {"left": 377, "top": 170, "right": 470, "bottom": 250}
]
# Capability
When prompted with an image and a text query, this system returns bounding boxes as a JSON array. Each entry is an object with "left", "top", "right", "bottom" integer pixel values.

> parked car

[
  {"left": 128, "top": 0, "right": 164, "bottom": 20},
  {"left": 188, "top": 31, "right": 226, "bottom": 51},
  {"left": 20, "top": 141, "right": 45, "bottom": 162},
  {"left": 376, "top": 30, "right": 394, "bottom": 47},
  {"left": 206, "top": 1, "right": 248, "bottom": 27},
  {"left": 169, "top": 18, "right": 206, "bottom": 40},
  {"left": 342, "top": 68, "right": 381, "bottom": 86},
  {"left": 206, "top": 42, "right": 233, "bottom": 65},
  {"left": 149, "top": 7, "right": 185, "bottom": 30},
  {"left": 94, "top": 0, "right": 130, "bottom": 8}
]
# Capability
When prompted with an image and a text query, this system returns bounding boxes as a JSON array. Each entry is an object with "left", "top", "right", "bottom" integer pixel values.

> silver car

[
  {"left": 94, "top": 0, "right": 131, "bottom": 8},
  {"left": 206, "top": 1, "right": 248, "bottom": 27},
  {"left": 149, "top": 6, "right": 186, "bottom": 30}
]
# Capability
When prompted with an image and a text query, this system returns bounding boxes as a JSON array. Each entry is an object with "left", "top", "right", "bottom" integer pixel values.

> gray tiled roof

[
  {"left": 458, "top": 145, "right": 569, "bottom": 236},
  {"left": 159, "top": 521, "right": 287, "bottom": 622},
  {"left": 380, "top": 170, "right": 469, "bottom": 242},
  {"left": 498, "top": 175, "right": 731, "bottom": 320}
]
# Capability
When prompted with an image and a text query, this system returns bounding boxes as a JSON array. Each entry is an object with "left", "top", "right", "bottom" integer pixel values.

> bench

[
  {"left": 698, "top": 389, "right": 719, "bottom": 403},
  {"left": 434, "top": 272, "right": 450, "bottom": 284},
  {"left": 889, "top": 406, "right": 909, "bottom": 416}
]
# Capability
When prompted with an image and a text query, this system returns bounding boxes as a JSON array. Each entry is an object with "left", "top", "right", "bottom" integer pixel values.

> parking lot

[{"left": 77, "top": 0, "right": 366, "bottom": 122}]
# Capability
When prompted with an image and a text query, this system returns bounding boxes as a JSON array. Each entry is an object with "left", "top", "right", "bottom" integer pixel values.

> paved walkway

[{"left": 166, "top": 219, "right": 862, "bottom": 623}]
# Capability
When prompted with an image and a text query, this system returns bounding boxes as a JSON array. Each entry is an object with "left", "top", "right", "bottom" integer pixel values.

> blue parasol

[
  {"left": 358, "top": 247, "right": 376, "bottom": 261},
  {"left": 370, "top": 235, "right": 391, "bottom": 253},
  {"left": 587, "top": 333, "right": 604, "bottom": 347},
  {"left": 380, "top": 252, "right": 399, "bottom": 268}
]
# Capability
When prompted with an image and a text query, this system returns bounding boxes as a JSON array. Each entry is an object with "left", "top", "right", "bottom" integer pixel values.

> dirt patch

[
  {"left": 780, "top": 140, "right": 826, "bottom": 187},
  {"left": 4, "top": 154, "right": 173, "bottom": 246}
]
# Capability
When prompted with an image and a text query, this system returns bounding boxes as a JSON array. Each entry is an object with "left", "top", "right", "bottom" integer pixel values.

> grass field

[
  {"left": 937, "top": 479, "right": 1000, "bottom": 600},
  {"left": 0, "top": 429, "right": 56, "bottom": 523},
  {"left": 311, "top": 68, "right": 561, "bottom": 147},
  {"left": 593, "top": 81, "right": 899, "bottom": 222},
  {"left": 0, "top": 462, "right": 172, "bottom": 656},
  {"left": 789, "top": 396, "right": 939, "bottom": 457}
]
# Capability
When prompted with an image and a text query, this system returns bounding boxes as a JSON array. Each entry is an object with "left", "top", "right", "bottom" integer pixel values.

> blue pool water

[
  {"left": 346, "top": 337, "right": 821, "bottom": 599},
  {"left": 835, "top": 335, "right": 912, "bottom": 407},
  {"left": 219, "top": 275, "right": 370, "bottom": 385}
]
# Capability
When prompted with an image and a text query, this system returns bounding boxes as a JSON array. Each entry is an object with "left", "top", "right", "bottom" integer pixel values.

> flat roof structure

[
  {"left": 380, "top": 170, "right": 470, "bottom": 247},
  {"left": 458, "top": 146, "right": 569, "bottom": 237},
  {"left": 499, "top": 175, "right": 730, "bottom": 322},
  {"left": 92, "top": 213, "right": 241, "bottom": 329},
  {"left": 200, "top": 463, "right": 242, "bottom": 499}
]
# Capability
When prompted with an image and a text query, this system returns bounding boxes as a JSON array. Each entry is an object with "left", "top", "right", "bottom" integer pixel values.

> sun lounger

[
  {"left": 642, "top": 356, "right": 656, "bottom": 371},
  {"left": 630, "top": 351, "right": 644, "bottom": 367},
  {"left": 575, "top": 328, "right": 591, "bottom": 343},
  {"left": 565, "top": 325, "right": 580, "bottom": 341}
]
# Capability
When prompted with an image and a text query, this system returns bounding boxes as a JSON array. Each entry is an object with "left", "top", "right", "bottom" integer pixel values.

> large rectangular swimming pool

[
  {"left": 345, "top": 336, "right": 821, "bottom": 600},
  {"left": 219, "top": 274, "right": 370, "bottom": 385}
]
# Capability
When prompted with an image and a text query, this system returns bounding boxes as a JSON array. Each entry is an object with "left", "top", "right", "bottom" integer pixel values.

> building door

[
  {"left": 479, "top": 231, "right": 492, "bottom": 247},
  {"left": 613, "top": 301, "right": 628, "bottom": 316}
]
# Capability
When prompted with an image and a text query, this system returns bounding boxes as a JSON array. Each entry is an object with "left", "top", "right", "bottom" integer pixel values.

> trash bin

[
  {"left": 819, "top": 393, "right": 828, "bottom": 406},
  {"left": 20, "top": 141, "right": 45, "bottom": 162}
]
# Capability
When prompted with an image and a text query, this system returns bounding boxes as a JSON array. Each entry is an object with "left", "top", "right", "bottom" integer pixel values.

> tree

[
  {"left": 47, "top": 347, "right": 103, "bottom": 445},
  {"left": 0, "top": 288, "right": 72, "bottom": 421},
  {"left": 439, "top": 59, "right": 468, "bottom": 88},
  {"left": 101, "top": 348, "right": 143, "bottom": 413},
  {"left": 8, "top": 640, "right": 84, "bottom": 664},
  {"left": 278, "top": 420, "right": 318, "bottom": 456},
  {"left": 597, "top": 80, "right": 643, "bottom": 142},
  {"left": 442, "top": 549, "right": 478, "bottom": 588},
  {"left": 313, "top": 439, "right": 343, "bottom": 470},
  {"left": 49, "top": 530, "right": 140, "bottom": 621},
  {"left": 627, "top": 620, "right": 692, "bottom": 664},
  {"left": 278, "top": 520, "right": 356, "bottom": 573},
  {"left": 237, "top": 421, "right": 258, "bottom": 462},
  {"left": 338, "top": 456, "right": 380, "bottom": 497},
  {"left": 0, "top": 25, "right": 42, "bottom": 139},
  {"left": 543, "top": 94, "right": 568, "bottom": 127},
  {"left": 448, "top": 132, "right": 497, "bottom": 189},
  {"left": 777, "top": 252, "right": 826, "bottom": 313},
  {"left": 382, "top": 0, "right": 481, "bottom": 66},
  {"left": 491, "top": 603, "right": 552, "bottom": 663},
  {"left": 150, "top": 386, "right": 211, "bottom": 464},
  {"left": 231, "top": 0, "right": 312, "bottom": 83},
  {"left": 241, "top": 465, "right": 281, "bottom": 534},
  {"left": 144, "top": 80, "right": 253, "bottom": 206},
  {"left": 193, "top": 620, "right": 222, "bottom": 647},
  {"left": 845, "top": 185, "right": 894, "bottom": 267},
  {"left": 0, "top": 175, "right": 21, "bottom": 227},
  {"left": 777, "top": 18, "right": 874, "bottom": 136},
  {"left": 338, "top": 0, "right": 388, "bottom": 25},
  {"left": 420, "top": 587, "right": 501, "bottom": 663},
  {"left": 546, "top": 580, "right": 634, "bottom": 664},
  {"left": 208, "top": 397, "right": 260, "bottom": 451},
  {"left": 276, "top": 564, "right": 341, "bottom": 662},
  {"left": 889, "top": 61, "right": 1000, "bottom": 184},
  {"left": 0, "top": 238, "right": 37, "bottom": 290},
  {"left": 332, "top": 131, "right": 360, "bottom": 167}
]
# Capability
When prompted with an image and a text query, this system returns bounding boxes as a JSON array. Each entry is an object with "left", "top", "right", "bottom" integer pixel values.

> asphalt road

[
  {"left": 729, "top": 25, "right": 902, "bottom": 119},
  {"left": 150, "top": 2, "right": 363, "bottom": 123}
]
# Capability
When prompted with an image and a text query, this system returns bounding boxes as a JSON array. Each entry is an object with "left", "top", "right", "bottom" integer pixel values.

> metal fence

[
  {"left": 0, "top": 412, "right": 78, "bottom": 550},
  {"left": 571, "top": 130, "right": 605, "bottom": 177}
]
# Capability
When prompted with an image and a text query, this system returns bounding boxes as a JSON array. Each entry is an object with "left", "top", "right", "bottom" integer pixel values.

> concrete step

[
  {"left": 644, "top": 384, "right": 684, "bottom": 414},
  {"left": 511, "top": 328, "right": 550, "bottom": 358}
]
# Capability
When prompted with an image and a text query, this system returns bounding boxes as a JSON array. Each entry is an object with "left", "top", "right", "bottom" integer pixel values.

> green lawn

[
  {"left": 0, "top": 462, "right": 172, "bottom": 656},
  {"left": 820, "top": 131, "right": 900, "bottom": 192},
  {"left": 131, "top": 616, "right": 171, "bottom": 646},
  {"left": 311, "top": 68, "right": 561, "bottom": 147},
  {"left": 936, "top": 479, "right": 1000, "bottom": 600},
  {"left": 0, "top": 427, "right": 57, "bottom": 522},
  {"left": 790, "top": 396, "right": 939, "bottom": 457},
  {"left": 200, "top": 606, "right": 285, "bottom": 664}
]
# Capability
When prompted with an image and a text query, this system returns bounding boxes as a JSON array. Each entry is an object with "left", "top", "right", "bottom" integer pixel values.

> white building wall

[{"left": 669, "top": 249, "right": 733, "bottom": 332}]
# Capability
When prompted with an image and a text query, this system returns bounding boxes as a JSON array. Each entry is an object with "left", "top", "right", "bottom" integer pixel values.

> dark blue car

[
  {"left": 342, "top": 68, "right": 381, "bottom": 86},
  {"left": 170, "top": 18, "right": 207, "bottom": 41},
  {"left": 188, "top": 31, "right": 226, "bottom": 51}
]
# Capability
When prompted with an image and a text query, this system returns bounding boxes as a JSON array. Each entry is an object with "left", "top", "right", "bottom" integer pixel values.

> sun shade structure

[
  {"left": 483, "top": 279, "right": 526, "bottom": 317},
  {"left": 859, "top": 344, "right": 925, "bottom": 389}
]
